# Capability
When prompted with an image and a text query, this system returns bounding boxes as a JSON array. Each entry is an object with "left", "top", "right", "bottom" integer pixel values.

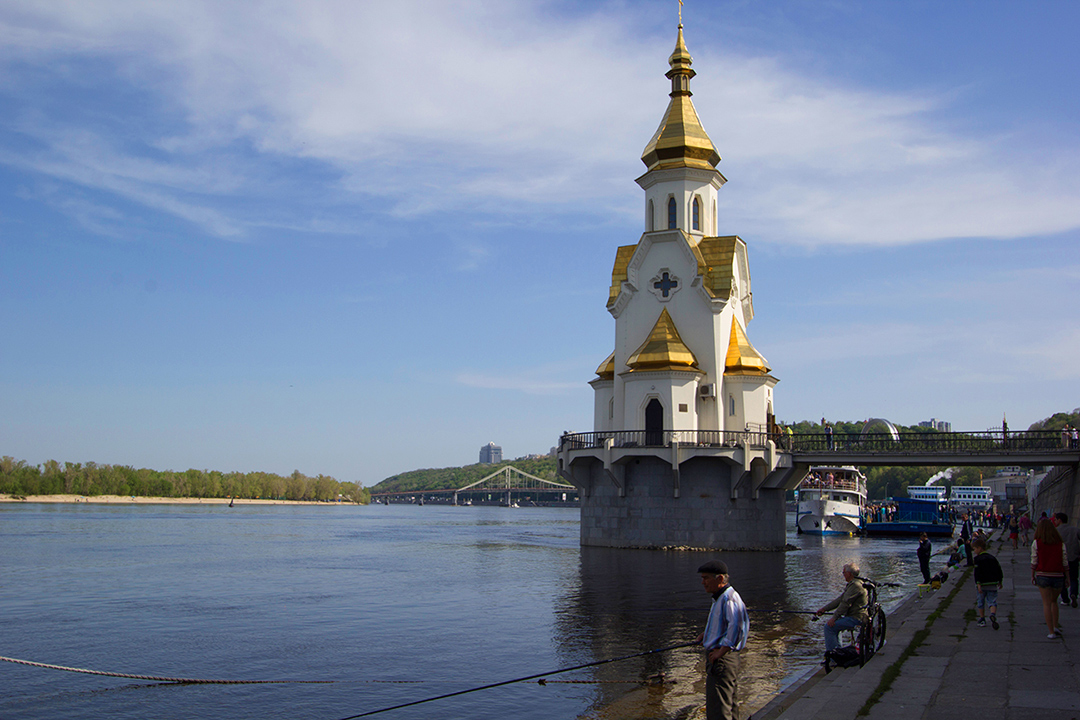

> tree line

[{"left": 0, "top": 456, "right": 370, "bottom": 504}]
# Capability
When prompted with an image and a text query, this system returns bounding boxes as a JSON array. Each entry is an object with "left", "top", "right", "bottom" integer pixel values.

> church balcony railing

[{"left": 558, "top": 429, "right": 771, "bottom": 451}]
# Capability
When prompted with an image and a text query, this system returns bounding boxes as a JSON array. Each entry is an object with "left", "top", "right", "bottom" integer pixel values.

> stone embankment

[
  {"left": 752, "top": 529, "right": 1080, "bottom": 719},
  {"left": 1035, "top": 465, "right": 1080, "bottom": 521}
]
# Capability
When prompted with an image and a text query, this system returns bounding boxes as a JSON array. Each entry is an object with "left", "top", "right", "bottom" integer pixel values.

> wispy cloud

[{"left": 0, "top": 1, "right": 1078, "bottom": 247}]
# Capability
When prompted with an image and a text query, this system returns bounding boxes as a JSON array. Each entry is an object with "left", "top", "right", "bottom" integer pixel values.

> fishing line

[{"left": 332, "top": 641, "right": 698, "bottom": 720}]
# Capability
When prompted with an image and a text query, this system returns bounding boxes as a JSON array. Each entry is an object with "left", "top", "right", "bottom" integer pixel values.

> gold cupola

[
  {"left": 595, "top": 351, "right": 615, "bottom": 380},
  {"left": 640, "top": 25, "right": 722, "bottom": 172},
  {"left": 626, "top": 309, "right": 702, "bottom": 372},
  {"left": 724, "top": 319, "right": 770, "bottom": 375}
]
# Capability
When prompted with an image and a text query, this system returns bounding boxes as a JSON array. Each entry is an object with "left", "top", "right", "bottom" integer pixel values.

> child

[{"left": 972, "top": 536, "right": 1004, "bottom": 629}]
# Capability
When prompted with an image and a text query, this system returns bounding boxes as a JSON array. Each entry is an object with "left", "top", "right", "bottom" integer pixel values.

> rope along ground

[{"left": 0, "top": 655, "right": 331, "bottom": 684}]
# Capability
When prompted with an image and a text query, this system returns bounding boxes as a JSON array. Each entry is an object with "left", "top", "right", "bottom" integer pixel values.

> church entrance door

[{"left": 645, "top": 399, "right": 664, "bottom": 446}]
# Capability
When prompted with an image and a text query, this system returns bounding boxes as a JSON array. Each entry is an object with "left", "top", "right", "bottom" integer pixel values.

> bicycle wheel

[
  {"left": 871, "top": 608, "right": 887, "bottom": 652},
  {"left": 857, "top": 621, "right": 873, "bottom": 664}
]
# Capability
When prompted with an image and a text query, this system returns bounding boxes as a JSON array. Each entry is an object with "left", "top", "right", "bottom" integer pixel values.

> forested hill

[{"left": 371, "top": 457, "right": 557, "bottom": 493}]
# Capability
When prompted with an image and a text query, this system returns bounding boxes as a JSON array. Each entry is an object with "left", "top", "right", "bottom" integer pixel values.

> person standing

[
  {"left": 1052, "top": 513, "right": 1080, "bottom": 608},
  {"left": 696, "top": 560, "right": 749, "bottom": 720},
  {"left": 917, "top": 532, "right": 932, "bottom": 584},
  {"left": 825, "top": 423, "right": 834, "bottom": 451},
  {"left": 1032, "top": 517, "right": 1069, "bottom": 639},
  {"left": 972, "top": 536, "right": 1004, "bottom": 629},
  {"left": 816, "top": 563, "right": 869, "bottom": 653},
  {"left": 959, "top": 513, "right": 974, "bottom": 566},
  {"left": 1020, "top": 513, "right": 1033, "bottom": 545}
]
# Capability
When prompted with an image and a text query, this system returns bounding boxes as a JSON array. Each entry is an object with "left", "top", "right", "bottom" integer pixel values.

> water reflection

[{"left": 558, "top": 516, "right": 927, "bottom": 718}]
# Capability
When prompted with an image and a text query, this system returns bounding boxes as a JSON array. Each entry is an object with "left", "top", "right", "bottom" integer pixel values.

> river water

[{"left": 0, "top": 503, "right": 930, "bottom": 720}]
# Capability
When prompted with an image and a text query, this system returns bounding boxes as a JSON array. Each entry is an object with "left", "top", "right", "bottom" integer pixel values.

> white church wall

[{"left": 590, "top": 379, "right": 614, "bottom": 432}]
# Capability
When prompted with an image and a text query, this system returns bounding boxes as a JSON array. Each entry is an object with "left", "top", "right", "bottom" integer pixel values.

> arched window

[
  {"left": 667, "top": 197, "right": 677, "bottom": 229},
  {"left": 692, "top": 196, "right": 700, "bottom": 231},
  {"left": 729, "top": 395, "right": 736, "bottom": 417},
  {"left": 647, "top": 199, "right": 654, "bottom": 231}
]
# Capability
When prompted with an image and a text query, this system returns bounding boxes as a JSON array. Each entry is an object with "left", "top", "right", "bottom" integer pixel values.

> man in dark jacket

[
  {"left": 960, "top": 514, "right": 974, "bottom": 566},
  {"left": 917, "top": 533, "right": 932, "bottom": 584}
]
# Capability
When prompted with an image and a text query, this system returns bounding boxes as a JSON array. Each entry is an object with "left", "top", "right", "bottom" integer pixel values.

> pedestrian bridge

[
  {"left": 558, "top": 428, "right": 1080, "bottom": 495},
  {"left": 371, "top": 465, "right": 578, "bottom": 506}
]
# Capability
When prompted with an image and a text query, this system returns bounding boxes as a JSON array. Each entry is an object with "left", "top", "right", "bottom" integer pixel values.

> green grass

[{"left": 857, "top": 567, "right": 971, "bottom": 716}]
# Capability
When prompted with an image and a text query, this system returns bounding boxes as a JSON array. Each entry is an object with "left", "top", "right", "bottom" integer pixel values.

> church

[{"left": 557, "top": 24, "right": 804, "bottom": 550}]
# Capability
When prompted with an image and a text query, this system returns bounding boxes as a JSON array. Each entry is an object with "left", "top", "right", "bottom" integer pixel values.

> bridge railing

[
  {"left": 559, "top": 429, "right": 772, "bottom": 451},
  {"left": 789, "top": 430, "right": 1067, "bottom": 455},
  {"left": 559, "top": 429, "right": 1071, "bottom": 455}
]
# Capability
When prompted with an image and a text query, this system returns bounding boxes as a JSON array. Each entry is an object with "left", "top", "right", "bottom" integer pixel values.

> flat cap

[{"left": 697, "top": 560, "right": 728, "bottom": 575}]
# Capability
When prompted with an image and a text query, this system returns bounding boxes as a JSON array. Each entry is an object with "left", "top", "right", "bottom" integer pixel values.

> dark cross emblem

[{"left": 653, "top": 272, "right": 678, "bottom": 298}]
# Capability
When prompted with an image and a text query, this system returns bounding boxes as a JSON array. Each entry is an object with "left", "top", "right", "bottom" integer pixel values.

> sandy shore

[{"left": 0, "top": 494, "right": 358, "bottom": 506}]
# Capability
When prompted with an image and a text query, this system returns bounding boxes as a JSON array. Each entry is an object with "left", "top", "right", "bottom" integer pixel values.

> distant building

[
  {"left": 918, "top": 418, "right": 952, "bottom": 432},
  {"left": 479, "top": 442, "right": 503, "bottom": 464}
]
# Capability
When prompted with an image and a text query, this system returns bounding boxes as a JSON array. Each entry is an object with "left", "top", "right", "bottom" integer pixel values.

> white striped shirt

[{"left": 703, "top": 585, "right": 749, "bottom": 652}]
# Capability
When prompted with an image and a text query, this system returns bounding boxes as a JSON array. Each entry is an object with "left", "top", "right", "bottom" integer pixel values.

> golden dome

[
  {"left": 724, "top": 319, "right": 770, "bottom": 375},
  {"left": 640, "top": 25, "right": 721, "bottom": 172},
  {"left": 595, "top": 351, "right": 615, "bottom": 380},
  {"left": 626, "top": 308, "right": 702, "bottom": 372}
]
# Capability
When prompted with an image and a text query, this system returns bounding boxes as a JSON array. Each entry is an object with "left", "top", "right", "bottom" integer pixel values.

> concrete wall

[
  {"left": 1034, "top": 465, "right": 1080, "bottom": 522},
  {"left": 571, "top": 454, "right": 787, "bottom": 550}
]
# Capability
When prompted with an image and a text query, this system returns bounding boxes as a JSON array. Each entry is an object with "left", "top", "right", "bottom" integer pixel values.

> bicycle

[
  {"left": 857, "top": 578, "right": 887, "bottom": 664},
  {"left": 818, "top": 577, "right": 887, "bottom": 672}
]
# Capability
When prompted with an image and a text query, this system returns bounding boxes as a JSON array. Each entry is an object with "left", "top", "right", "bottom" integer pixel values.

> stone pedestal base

[{"left": 568, "top": 454, "right": 787, "bottom": 550}]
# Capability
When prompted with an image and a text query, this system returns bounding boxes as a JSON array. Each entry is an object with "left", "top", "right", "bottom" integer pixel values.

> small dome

[
  {"left": 595, "top": 351, "right": 615, "bottom": 380},
  {"left": 724, "top": 320, "right": 770, "bottom": 375},
  {"left": 626, "top": 309, "right": 702, "bottom": 372}
]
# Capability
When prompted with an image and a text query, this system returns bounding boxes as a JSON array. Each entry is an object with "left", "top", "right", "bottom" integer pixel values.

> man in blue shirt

[{"left": 696, "top": 560, "right": 749, "bottom": 720}]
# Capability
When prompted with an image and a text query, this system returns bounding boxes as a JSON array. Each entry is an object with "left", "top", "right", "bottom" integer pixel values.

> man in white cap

[{"left": 696, "top": 560, "right": 749, "bottom": 720}]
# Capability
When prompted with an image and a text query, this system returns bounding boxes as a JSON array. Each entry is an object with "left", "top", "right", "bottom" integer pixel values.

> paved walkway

[{"left": 754, "top": 530, "right": 1080, "bottom": 719}]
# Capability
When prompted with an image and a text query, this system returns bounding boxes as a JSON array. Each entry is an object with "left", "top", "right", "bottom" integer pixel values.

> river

[{"left": 0, "top": 503, "right": 931, "bottom": 719}]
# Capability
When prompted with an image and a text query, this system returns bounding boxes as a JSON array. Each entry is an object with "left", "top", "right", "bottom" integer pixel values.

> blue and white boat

[{"left": 795, "top": 466, "right": 867, "bottom": 535}]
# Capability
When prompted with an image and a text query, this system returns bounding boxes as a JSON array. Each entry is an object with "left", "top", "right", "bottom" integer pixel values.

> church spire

[{"left": 640, "top": 25, "right": 721, "bottom": 172}]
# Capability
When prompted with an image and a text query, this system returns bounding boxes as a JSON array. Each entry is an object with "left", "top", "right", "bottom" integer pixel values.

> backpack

[{"left": 824, "top": 646, "right": 861, "bottom": 673}]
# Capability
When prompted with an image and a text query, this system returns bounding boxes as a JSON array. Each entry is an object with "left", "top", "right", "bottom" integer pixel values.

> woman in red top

[{"left": 1032, "top": 517, "right": 1070, "bottom": 639}]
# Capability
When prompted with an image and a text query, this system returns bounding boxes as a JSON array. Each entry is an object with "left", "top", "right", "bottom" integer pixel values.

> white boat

[{"left": 796, "top": 466, "right": 867, "bottom": 535}]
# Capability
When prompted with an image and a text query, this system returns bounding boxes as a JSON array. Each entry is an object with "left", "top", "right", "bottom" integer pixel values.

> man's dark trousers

[{"left": 706, "top": 651, "right": 741, "bottom": 720}]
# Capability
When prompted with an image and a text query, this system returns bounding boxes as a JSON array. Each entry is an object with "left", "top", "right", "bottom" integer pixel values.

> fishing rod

[{"left": 332, "top": 641, "right": 698, "bottom": 720}]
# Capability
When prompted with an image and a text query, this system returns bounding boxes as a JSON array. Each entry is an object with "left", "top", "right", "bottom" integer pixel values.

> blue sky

[{"left": 2, "top": 1, "right": 1078, "bottom": 486}]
